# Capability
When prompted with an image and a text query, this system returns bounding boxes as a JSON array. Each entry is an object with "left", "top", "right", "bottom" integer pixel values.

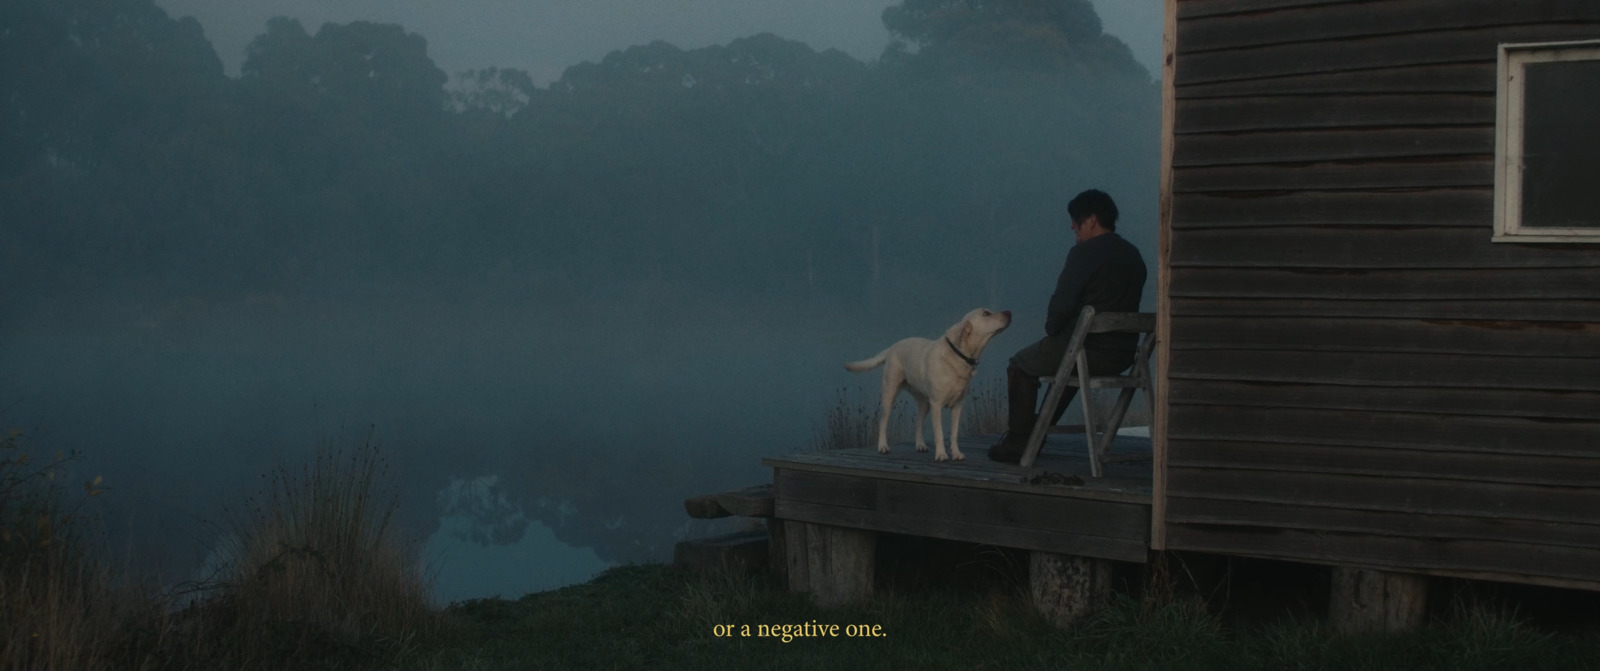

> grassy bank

[
  {"left": 418, "top": 561, "right": 1600, "bottom": 671},
  {"left": 6, "top": 419, "right": 1600, "bottom": 670},
  {"left": 0, "top": 431, "right": 440, "bottom": 670}
]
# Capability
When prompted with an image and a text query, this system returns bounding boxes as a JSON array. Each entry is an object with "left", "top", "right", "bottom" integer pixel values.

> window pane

[{"left": 1521, "top": 59, "right": 1600, "bottom": 229}]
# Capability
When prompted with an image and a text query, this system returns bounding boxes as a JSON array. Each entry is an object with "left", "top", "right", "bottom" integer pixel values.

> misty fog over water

[{"left": 1, "top": 0, "right": 1160, "bottom": 601}]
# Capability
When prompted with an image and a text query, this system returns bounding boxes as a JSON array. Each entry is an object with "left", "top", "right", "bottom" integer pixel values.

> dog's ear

[{"left": 959, "top": 321, "right": 973, "bottom": 345}]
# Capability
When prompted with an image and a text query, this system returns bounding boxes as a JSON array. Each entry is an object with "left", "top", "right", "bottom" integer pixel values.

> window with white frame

[{"left": 1495, "top": 40, "right": 1600, "bottom": 242}]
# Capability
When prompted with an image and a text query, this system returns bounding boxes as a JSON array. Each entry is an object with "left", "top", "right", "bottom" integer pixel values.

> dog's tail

[{"left": 843, "top": 350, "right": 888, "bottom": 373}]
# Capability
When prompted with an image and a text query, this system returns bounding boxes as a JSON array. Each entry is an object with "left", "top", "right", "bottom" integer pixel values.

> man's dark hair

[{"left": 1068, "top": 189, "right": 1119, "bottom": 231}]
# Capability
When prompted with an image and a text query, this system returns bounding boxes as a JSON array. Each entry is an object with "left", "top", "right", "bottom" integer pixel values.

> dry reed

[
  {"left": 812, "top": 376, "right": 1008, "bottom": 453},
  {"left": 190, "top": 439, "right": 437, "bottom": 667}
]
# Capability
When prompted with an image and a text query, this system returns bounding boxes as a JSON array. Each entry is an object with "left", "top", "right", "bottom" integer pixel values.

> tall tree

[{"left": 881, "top": 0, "right": 1144, "bottom": 78}]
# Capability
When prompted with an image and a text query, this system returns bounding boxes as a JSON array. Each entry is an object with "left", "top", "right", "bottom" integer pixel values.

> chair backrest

[
  {"left": 1020, "top": 305, "right": 1159, "bottom": 469},
  {"left": 1055, "top": 306, "right": 1156, "bottom": 371},
  {"left": 1086, "top": 311, "right": 1156, "bottom": 334}
]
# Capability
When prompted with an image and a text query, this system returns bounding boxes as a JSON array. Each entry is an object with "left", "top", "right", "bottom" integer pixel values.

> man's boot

[
  {"left": 988, "top": 366, "right": 1039, "bottom": 463},
  {"left": 1048, "top": 388, "right": 1078, "bottom": 427}
]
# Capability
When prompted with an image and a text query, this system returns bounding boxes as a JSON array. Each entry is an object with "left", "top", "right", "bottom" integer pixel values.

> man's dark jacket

[{"left": 1044, "top": 232, "right": 1147, "bottom": 352}]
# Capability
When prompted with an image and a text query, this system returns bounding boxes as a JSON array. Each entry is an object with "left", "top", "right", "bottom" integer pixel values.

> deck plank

[
  {"left": 778, "top": 500, "right": 1150, "bottom": 563},
  {"left": 765, "top": 432, "right": 1156, "bottom": 563},
  {"left": 763, "top": 432, "right": 1154, "bottom": 503}
]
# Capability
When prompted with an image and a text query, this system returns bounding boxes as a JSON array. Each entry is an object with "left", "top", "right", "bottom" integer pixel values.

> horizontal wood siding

[
  {"left": 1179, "top": 1, "right": 1600, "bottom": 54},
  {"left": 1172, "top": 298, "right": 1600, "bottom": 322},
  {"left": 1169, "top": 268, "right": 1600, "bottom": 300},
  {"left": 1166, "top": 0, "right": 1600, "bottom": 587},
  {"left": 1171, "top": 317, "right": 1600, "bottom": 357},
  {"left": 1179, "top": 62, "right": 1496, "bottom": 98},
  {"left": 1178, "top": 24, "right": 1600, "bottom": 86},
  {"left": 1177, "top": 94, "right": 1495, "bottom": 134},
  {"left": 1169, "top": 350, "right": 1600, "bottom": 392},
  {"left": 1168, "top": 381, "right": 1600, "bottom": 421},
  {"left": 1174, "top": 128, "right": 1492, "bottom": 166},
  {"left": 1164, "top": 525, "right": 1600, "bottom": 589},
  {"left": 1171, "top": 228, "right": 1599, "bottom": 268},
  {"left": 1168, "top": 439, "right": 1600, "bottom": 486},
  {"left": 1175, "top": 189, "right": 1494, "bottom": 227}
]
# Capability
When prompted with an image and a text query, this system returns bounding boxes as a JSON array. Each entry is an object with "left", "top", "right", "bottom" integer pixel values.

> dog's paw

[
  {"left": 934, "top": 451, "right": 949, "bottom": 462},
  {"left": 951, "top": 450, "right": 965, "bottom": 461},
  {"left": 877, "top": 444, "right": 890, "bottom": 454}
]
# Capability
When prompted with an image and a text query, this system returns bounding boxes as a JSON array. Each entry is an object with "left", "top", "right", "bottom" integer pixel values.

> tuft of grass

[
  {"left": 1072, "top": 594, "right": 1228, "bottom": 667},
  {"left": 413, "top": 563, "right": 1600, "bottom": 671},
  {"left": 182, "top": 438, "right": 441, "bottom": 669},
  {"left": 2, "top": 423, "right": 451, "bottom": 670},
  {"left": 959, "top": 375, "right": 1007, "bottom": 436},
  {"left": 812, "top": 379, "right": 1007, "bottom": 452},
  {"left": 812, "top": 387, "right": 916, "bottom": 452},
  {"left": 0, "top": 429, "right": 147, "bottom": 671}
]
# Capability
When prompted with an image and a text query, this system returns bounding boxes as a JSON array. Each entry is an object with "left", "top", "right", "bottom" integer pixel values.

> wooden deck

[{"left": 762, "top": 431, "right": 1155, "bottom": 563}]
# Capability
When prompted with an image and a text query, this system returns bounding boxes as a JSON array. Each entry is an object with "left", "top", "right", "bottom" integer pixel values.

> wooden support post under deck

[
  {"left": 1328, "top": 567, "right": 1428, "bottom": 633},
  {"left": 1030, "top": 552, "right": 1113, "bottom": 629},
  {"left": 784, "top": 521, "right": 876, "bottom": 607},
  {"left": 768, "top": 519, "right": 788, "bottom": 585}
]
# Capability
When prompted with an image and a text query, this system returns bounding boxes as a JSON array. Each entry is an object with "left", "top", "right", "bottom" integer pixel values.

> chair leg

[
  {"left": 1077, "top": 351, "right": 1103, "bottom": 478},
  {"left": 1024, "top": 304, "right": 1097, "bottom": 469},
  {"left": 1093, "top": 387, "right": 1138, "bottom": 471},
  {"left": 1021, "top": 378, "right": 1067, "bottom": 468},
  {"left": 1082, "top": 399, "right": 1101, "bottom": 478}
]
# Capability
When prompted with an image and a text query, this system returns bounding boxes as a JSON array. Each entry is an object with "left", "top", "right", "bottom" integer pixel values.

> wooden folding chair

[{"left": 1018, "top": 306, "right": 1157, "bottom": 476}]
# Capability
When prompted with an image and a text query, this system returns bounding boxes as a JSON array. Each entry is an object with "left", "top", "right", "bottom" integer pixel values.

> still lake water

[{"left": 420, "top": 475, "right": 612, "bottom": 605}]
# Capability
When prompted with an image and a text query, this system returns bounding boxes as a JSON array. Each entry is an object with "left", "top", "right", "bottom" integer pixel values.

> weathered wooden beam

[
  {"left": 1168, "top": 523, "right": 1600, "bottom": 589},
  {"left": 1173, "top": 188, "right": 1494, "bottom": 228},
  {"left": 1172, "top": 315, "right": 1600, "bottom": 360},
  {"left": 1178, "top": 1, "right": 1600, "bottom": 54},
  {"left": 784, "top": 520, "right": 810, "bottom": 593},
  {"left": 1329, "top": 566, "right": 1428, "bottom": 634},
  {"left": 1154, "top": 0, "right": 1176, "bottom": 553},
  {"left": 1170, "top": 349, "right": 1600, "bottom": 395},
  {"left": 1031, "top": 552, "right": 1113, "bottom": 629},
  {"left": 683, "top": 495, "right": 728, "bottom": 519},
  {"left": 1178, "top": 24, "right": 1600, "bottom": 87},
  {"left": 1171, "top": 297, "right": 1600, "bottom": 323},
  {"left": 1167, "top": 496, "right": 1600, "bottom": 549},
  {"left": 1175, "top": 127, "right": 1490, "bottom": 167},
  {"left": 1168, "top": 466, "right": 1600, "bottom": 525},
  {"left": 1177, "top": 64, "right": 1495, "bottom": 99},
  {"left": 1171, "top": 227, "right": 1596, "bottom": 270},
  {"left": 767, "top": 519, "right": 788, "bottom": 585},
  {"left": 779, "top": 500, "right": 1151, "bottom": 563},
  {"left": 715, "top": 485, "right": 775, "bottom": 517},
  {"left": 765, "top": 454, "right": 1154, "bottom": 503},
  {"left": 1168, "top": 437, "right": 1600, "bottom": 487},
  {"left": 1169, "top": 267, "right": 1600, "bottom": 301},
  {"left": 682, "top": 484, "right": 775, "bottom": 519},
  {"left": 785, "top": 522, "right": 876, "bottom": 607},
  {"left": 1178, "top": 94, "right": 1494, "bottom": 135},
  {"left": 1166, "top": 404, "right": 1600, "bottom": 457}
]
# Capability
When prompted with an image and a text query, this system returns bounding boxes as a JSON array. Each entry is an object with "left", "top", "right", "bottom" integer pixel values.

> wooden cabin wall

[{"left": 1162, "top": 0, "right": 1600, "bottom": 589}]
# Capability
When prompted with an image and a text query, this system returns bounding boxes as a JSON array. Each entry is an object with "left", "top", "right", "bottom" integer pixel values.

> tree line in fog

[{"left": 2, "top": 0, "right": 1157, "bottom": 310}]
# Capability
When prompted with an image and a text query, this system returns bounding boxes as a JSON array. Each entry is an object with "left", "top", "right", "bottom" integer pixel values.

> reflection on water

[{"left": 423, "top": 476, "right": 612, "bottom": 605}]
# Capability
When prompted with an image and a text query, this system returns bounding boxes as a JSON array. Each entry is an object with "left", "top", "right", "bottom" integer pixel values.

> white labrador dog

[{"left": 844, "top": 308, "right": 1012, "bottom": 461}]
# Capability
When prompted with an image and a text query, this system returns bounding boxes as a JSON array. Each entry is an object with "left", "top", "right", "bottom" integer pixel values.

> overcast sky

[{"left": 155, "top": 0, "right": 1164, "bottom": 85}]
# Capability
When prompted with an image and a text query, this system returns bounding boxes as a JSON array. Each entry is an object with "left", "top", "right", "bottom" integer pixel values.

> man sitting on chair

[{"left": 988, "top": 189, "right": 1148, "bottom": 464}]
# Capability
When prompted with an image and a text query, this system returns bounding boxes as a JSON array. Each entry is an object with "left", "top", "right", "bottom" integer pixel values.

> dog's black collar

[{"left": 945, "top": 338, "right": 979, "bottom": 367}]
